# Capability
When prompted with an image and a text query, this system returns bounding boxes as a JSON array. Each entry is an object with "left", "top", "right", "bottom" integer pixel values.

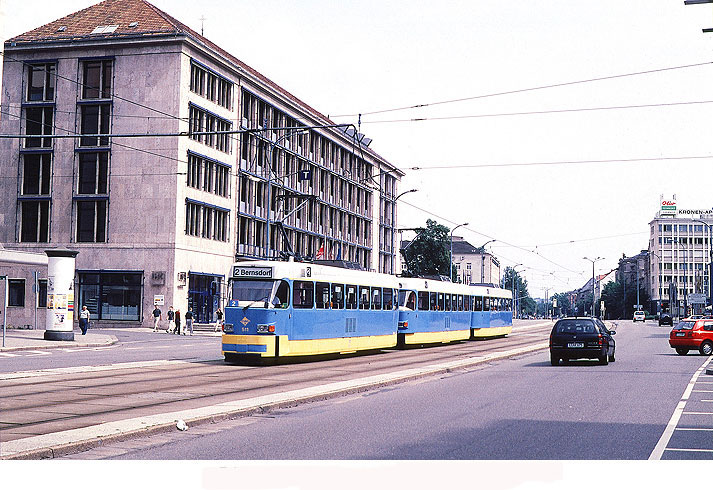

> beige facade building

[
  {"left": 451, "top": 237, "right": 501, "bottom": 285},
  {"left": 0, "top": 0, "right": 402, "bottom": 328},
  {"left": 648, "top": 199, "right": 713, "bottom": 314}
]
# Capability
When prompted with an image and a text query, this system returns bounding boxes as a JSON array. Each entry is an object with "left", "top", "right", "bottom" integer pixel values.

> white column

[{"left": 44, "top": 249, "right": 79, "bottom": 341}]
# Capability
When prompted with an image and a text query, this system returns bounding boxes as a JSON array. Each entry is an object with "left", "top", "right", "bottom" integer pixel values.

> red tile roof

[{"left": 6, "top": 0, "right": 398, "bottom": 169}]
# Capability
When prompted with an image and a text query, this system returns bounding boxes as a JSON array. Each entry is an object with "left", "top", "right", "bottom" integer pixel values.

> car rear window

[
  {"left": 554, "top": 320, "right": 596, "bottom": 334},
  {"left": 676, "top": 321, "right": 695, "bottom": 330}
]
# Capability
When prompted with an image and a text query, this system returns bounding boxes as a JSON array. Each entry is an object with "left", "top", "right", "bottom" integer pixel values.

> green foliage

[
  {"left": 599, "top": 280, "right": 651, "bottom": 319},
  {"left": 401, "top": 219, "right": 451, "bottom": 278},
  {"left": 500, "top": 266, "right": 536, "bottom": 316}
]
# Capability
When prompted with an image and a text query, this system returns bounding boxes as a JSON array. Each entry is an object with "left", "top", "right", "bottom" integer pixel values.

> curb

[
  {"left": 0, "top": 341, "right": 549, "bottom": 460},
  {"left": 0, "top": 336, "right": 118, "bottom": 353}
]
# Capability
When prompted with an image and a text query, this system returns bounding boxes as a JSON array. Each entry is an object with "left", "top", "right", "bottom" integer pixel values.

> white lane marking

[
  {"left": 0, "top": 352, "right": 19, "bottom": 357},
  {"left": 676, "top": 428, "right": 713, "bottom": 431},
  {"left": 23, "top": 350, "right": 51, "bottom": 356},
  {"left": 0, "top": 357, "right": 225, "bottom": 380},
  {"left": 649, "top": 355, "right": 713, "bottom": 460},
  {"left": 665, "top": 448, "right": 713, "bottom": 453}
]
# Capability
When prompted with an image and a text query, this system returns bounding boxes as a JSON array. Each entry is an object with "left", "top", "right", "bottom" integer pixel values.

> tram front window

[{"left": 231, "top": 279, "right": 289, "bottom": 308}]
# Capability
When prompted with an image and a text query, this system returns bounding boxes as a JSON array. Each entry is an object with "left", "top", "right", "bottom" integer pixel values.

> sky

[{"left": 3, "top": 0, "right": 713, "bottom": 298}]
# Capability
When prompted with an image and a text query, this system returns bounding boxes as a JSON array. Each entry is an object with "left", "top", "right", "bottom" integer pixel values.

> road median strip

[{"left": 1, "top": 341, "right": 548, "bottom": 460}]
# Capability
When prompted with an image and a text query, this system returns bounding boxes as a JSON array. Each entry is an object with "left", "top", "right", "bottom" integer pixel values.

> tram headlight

[
  {"left": 257, "top": 323, "right": 276, "bottom": 334},
  {"left": 223, "top": 323, "right": 234, "bottom": 334}
]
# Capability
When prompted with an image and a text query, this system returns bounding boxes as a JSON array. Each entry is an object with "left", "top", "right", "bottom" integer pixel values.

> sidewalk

[{"left": 0, "top": 329, "right": 117, "bottom": 352}]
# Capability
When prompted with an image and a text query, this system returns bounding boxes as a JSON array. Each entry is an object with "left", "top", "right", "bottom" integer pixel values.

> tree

[
  {"left": 552, "top": 292, "right": 572, "bottom": 317},
  {"left": 501, "top": 266, "right": 536, "bottom": 317},
  {"left": 401, "top": 219, "right": 451, "bottom": 278}
]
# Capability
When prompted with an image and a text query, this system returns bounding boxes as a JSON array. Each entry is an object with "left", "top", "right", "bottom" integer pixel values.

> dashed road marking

[{"left": 650, "top": 355, "right": 713, "bottom": 460}]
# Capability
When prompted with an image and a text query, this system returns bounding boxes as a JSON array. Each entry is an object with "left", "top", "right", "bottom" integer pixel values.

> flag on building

[{"left": 316, "top": 245, "right": 324, "bottom": 259}]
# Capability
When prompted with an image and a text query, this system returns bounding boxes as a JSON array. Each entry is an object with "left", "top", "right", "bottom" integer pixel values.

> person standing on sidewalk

[
  {"left": 79, "top": 306, "right": 90, "bottom": 335},
  {"left": 173, "top": 309, "right": 182, "bottom": 335},
  {"left": 166, "top": 306, "right": 175, "bottom": 333},
  {"left": 185, "top": 308, "right": 193, "bottom": 335},
  {"left": 214, "top": 307, "right": 223, "bottom": 332},
  {"left": 152, "top": 305, "right": 162, "bottom": 332}
]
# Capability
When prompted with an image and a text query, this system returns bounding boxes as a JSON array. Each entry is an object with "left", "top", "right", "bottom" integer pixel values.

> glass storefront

[
  {"left": 78, "top": 271, "right": 142, "bottom": 321},
  {"left": 188, "top": 273, "right": 222, "bottom": 324}
]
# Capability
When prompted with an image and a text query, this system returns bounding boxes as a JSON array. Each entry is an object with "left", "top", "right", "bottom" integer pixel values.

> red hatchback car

[{"left": 669, "top": 318, "right": 713, "bottom": 355}]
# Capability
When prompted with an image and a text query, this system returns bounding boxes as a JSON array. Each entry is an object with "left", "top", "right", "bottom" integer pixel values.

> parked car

[
  {"left": 659, "top": 313, "right": 673, "bottom": 326},
  {"left": 633, "top": 310, "right": 645, "bottom": 322},
  {"left": 669, "top": 318, "right": 713, "bottom": 355},
  {"left": 549, "top": 317, "right": 616, "bottom": 365}
]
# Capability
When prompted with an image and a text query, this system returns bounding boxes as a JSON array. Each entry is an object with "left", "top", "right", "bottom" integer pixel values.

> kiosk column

[{"left": 44, "top": 249, "right": 79, "bottom": 341}]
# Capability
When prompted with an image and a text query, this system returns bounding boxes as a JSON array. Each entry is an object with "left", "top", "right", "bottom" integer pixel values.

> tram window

[
  {"left": 438, "top": 293, "right": 445, "bottom": 311},
  {"left": 272, "top": 280, "right": 290, "bottom": 308},
  {"left": 315, "top": 282, "right": 330, "bottom": 309},
  {"left": 506, "top": 299, "right": 512, "bottom": 311},
  {"left": 371, "top": 287, "right": 382, "bottom": 310},
  {"left": 474, "top": 296, "right": 483, "bottom": 311},
  {"left": 483, "top": 297, "right": 490, "bottom": 311},
  {"left": 400, "top": 290, "right": 416, "bottom": 310},
  {"left": 346, "top": 285, "right": 358, "bottom": 309},
  {"left": 458, "top": 295, "right": 464, "bottom": 311},
  {"left": 463, "top": 295, "right": 470, "bottom": 311},
  {"left": 418, "top": 291, "right": 429, "bottom": 310},
  {"left": 331, "top": 284, "right": 344, "bottom": 309},
  {"left": 359, "top": 286, "right": 370, "bottom": 310},
  {"left": 444, "top": 294, "right": 451, "bottom": 311},
  {"left": 293, "top": 281, "right": 314, "bottom": 309},
  {"left": 383, "top": 288, "right": 394, "bottom": 310}
]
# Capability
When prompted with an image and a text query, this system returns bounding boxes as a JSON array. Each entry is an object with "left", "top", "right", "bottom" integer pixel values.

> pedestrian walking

[
  {"left": 79, "top": 305, "right": 90, "bottom": 335},
  {"left": 214, "top": 307, "right": 223, "bottom": 332},
  {"left": 152, "top": 305, "right": 162, "bottom": 332},
  {"left": 173, "top": 309, "right": 181, "bottom": 334},
  {"left": 166, "top": 306, "right": 175, "bottom": 333},
  {"left": 185, "top": 308, "right": 194, "bottom": 335}
]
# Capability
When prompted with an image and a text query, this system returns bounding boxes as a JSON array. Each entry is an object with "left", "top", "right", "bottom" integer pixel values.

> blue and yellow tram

[
  {"left": 222, "top": 260, "right": 513, "bottom": 360},
  {"left": 397, "top": 278, "right": 513, "bottom": 346},
  {"left": 222, "top": 260, "right": 400, "bottom": 359}
]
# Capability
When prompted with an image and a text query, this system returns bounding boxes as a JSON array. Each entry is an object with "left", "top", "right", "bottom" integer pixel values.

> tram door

[{"left": 188, "top": 274, "right": 221, "bottom": 323}]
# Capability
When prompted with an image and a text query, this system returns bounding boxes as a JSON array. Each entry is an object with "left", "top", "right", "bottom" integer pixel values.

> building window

[
  {"left": 80, "top": 104, "right": 111, "bottom": 146},
  {"left": 8, "top": 279, "right": 25, "bottom": 307},
  {"left": 76, "top": 200, "right": 107, "bottom": 242},
  {"left": 190, "top": 62, "right": 233, "bottom": 109},
  {"left": 38, "top": 279, "right": 48, "bottom": 308},
  {"left": 78, "top": 272, "right": 141, "bottom": 321},
  {"left": 188, "top": 105, "right": 232, "bottom": 153},
  {"left": 22, "top": 153, "right": 52, "bottom": 195},
  {"left": 188, "top": 154, "right": 202, "bottom": 189},
  {"left": 27, "top": 63, "right": 56, "bottom": 101},
  {"left": 185, "top": 201, "right": 229, "bottom": 241},
  {"left": 24, "top": 106, "right": 53, "bottom": 148},
  {"left": 78, "top": 152, "right": 108, "bottom": 194},
  {"left": 82, "top": 59, "right": 113, "bottom": 99},
  {"left": 20, "top": 200, "right": 50, "bottom": 242}
]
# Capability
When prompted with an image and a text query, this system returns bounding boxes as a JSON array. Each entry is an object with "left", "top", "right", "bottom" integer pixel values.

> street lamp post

[
  {"left": 391, "top": 189, "right": 417, "bottom": 274},
  {"left": 583, "top": 257, "right": 603, "bottom": 317},
  {"left": 449, "top": 222, "right": 469, "bottom": 282},
  {"left": 479, "top": 239, "right": 496, "bottom": 284},
  {"left": 512, "top": 264, "right": 522, "bottom": 319}
]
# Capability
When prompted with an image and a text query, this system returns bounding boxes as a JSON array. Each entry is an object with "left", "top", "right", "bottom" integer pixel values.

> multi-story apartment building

[
  {"left": 0, "top": 0, "right": 402, "bottom": 328},
  {"left": 648, "top": 200, "right": 713, "bottom": 315},
  {"left": 451, "top": 237, "right": 501, "bottom": 285}
]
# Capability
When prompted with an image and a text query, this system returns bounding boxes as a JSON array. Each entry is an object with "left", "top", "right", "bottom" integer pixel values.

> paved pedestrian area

[{"left": 0, "top": 329, "right": 117, "bottom": 352}]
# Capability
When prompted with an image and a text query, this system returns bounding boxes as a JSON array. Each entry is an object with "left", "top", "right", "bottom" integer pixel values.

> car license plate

[
  {"left": 567, "top": 342, "right": 584, "bottom": 348},
  {"left": 676, "top": 332, "right": 686, "bottom": 337}
]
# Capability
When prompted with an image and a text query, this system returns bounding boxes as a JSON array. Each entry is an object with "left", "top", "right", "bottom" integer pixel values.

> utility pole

[{"left": 584, "top": 257, "right": 603, "bottom": 317}]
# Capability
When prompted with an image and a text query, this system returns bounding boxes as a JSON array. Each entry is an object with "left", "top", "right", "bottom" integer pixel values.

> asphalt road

[{"left": 57, "top": 319, "right": 709, "bottom": 460}]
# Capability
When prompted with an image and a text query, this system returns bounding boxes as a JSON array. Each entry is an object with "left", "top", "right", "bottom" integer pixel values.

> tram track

[{"left": 0, "top": 322, "right": 552, "bottom": 457}]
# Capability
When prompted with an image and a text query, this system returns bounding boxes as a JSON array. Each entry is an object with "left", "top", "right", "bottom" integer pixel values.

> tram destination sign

[{"left": 232, "top": 266, "right": 273, "bottom": 279}]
